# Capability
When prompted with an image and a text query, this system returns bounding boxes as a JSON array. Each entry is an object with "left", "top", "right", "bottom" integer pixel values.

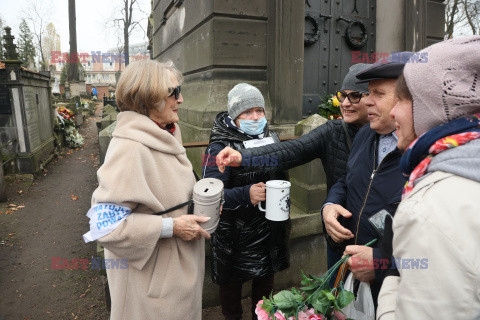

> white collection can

[{"left": 193, "top": 178, "right": 224, "bottom": 234}]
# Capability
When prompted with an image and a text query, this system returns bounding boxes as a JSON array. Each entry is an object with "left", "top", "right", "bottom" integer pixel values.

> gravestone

[
  {"left": 98, "top": 121, "right": 117, "bottom": 165},
  {"left": 0, "top": 26, "right": 55, "bottom": 173},
  {"left": 23, "top": 87, "right": 42, "bottom": 151}
]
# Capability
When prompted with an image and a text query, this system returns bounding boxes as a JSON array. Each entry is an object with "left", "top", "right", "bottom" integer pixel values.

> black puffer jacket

[
  {"left": 203, "top": 111, "right": 290, "bottom": 285},
  {"left": 238, "top": 119, "right": 359, "bottom": 253}
]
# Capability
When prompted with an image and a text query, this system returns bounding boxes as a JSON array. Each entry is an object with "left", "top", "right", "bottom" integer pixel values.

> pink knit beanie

[{"left": 403, "top": 36, "right": 480, "bottom": 136}]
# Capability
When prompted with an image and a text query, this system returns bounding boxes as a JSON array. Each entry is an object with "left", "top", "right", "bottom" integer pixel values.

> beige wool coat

[
  {"left": 377, "top": 171, "right": 480, "bottom": 319},
  {"left": 91, "top": 111, "right": 204, "bottom": 320}
]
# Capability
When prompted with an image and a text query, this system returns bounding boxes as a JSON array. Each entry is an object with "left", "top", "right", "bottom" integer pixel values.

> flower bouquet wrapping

[
  {"left": 55, "top": 107, "right": 85, "bottom": 148},
  {"left": 255, "top": 239, "right": 377, "bottom": 320}
]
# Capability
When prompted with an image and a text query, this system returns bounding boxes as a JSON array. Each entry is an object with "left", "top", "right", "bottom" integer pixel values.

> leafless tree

[
  {"left": 445, "top": 0, "right": 480, "bottom": 38},
  {"left": 111, "top": 0, "right": 148, "bottom": 66},
  {"left": 22, "top": 0, "right": 54, "bottom": 71},
  {"left": 463, "top": 0, "right": 480, "bottom": 34}
]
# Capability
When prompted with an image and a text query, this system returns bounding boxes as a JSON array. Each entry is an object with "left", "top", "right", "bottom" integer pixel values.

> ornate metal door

[{"left": 303, "top": 0, "right": 376, "bottom": 116}]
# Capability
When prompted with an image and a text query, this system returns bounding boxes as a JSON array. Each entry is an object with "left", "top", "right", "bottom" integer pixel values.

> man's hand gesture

[{"left": 322, "top": 204, "right": 354, "bottom": 242}]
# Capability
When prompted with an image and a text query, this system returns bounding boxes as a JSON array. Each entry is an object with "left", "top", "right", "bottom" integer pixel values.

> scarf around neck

[
  {"left": 151, "top": 119, "right": 176, "bottom": 135},
  {"left": 400, "top": 113, "right": 480, "bottom": 198}
]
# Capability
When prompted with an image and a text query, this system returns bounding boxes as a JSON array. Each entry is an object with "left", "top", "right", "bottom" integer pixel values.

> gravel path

[{"left": 0, "top": 109, "right": 108, "bottom": 320}]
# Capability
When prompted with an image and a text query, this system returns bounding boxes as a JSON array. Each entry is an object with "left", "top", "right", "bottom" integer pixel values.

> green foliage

[
  {"left": 60, "top": 65, "right": 67, "bottom": 86},
  {"left": 318, "top": 94, "right": 342, "bottom": 120},
  {"left": 272, "top": 290, "right": 302, "bottom": 316},
  {"left": 61, "top": 62, "right": 85, "bottom": 85},
  {"left": 258, "top": 239, "right": 378, "bottom": 319},
  {"left": 18, "top": 19, "right": 36, "bottom": 68},
  {"left": 336, "top": 287, "right": 355, "bottom": 310},
  {"left": 0, "top": 16, "right": 4, "bottom": 60}
]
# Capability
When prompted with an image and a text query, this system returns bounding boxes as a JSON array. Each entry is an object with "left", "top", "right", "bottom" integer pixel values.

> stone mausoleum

[
  {"left": 151, "top": 0, "right": 445, "bottom": 306},
  {"left": 0, "top": 27, "right": 55, "bottom": 174}
]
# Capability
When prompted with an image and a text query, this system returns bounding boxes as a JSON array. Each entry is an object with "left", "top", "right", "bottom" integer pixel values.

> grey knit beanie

[
  {"left": 404, "top": 36, "right": 480, "bottom": 136},
  {"left": 341, "top": 63, "right": 370, "bottom": 93},
  {"left": 227, "top": 83, "right": 265, "bottom": 120}
]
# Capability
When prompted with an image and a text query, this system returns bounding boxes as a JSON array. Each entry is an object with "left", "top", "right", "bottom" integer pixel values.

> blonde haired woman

[{"left": 84, "top": 59, "right": 210, "bottom": 320}]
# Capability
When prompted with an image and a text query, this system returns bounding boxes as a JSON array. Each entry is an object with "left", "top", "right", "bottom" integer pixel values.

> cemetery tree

[
  {"left": 18, "top": 19, "right": 37, "bottom": 69},
  {"left": 463, "top": 0, "right": 479, "bottom": 34},
  {"left": 23, "top": 0, "right": 54, "bottom": 70},
  {"left": 445, "top": 0, "right": 480, "bottom": 38},
  {"left": 113, "top": 0, "right": 147, "bottom": 66},
  {"left": 0, "top": 15, "right": 4, "bottom": 60},
  {"left": 61, "top": 62, "right": 83, "bottom": 85},
  {"left": 60, "top": 64, "right": 67, "bottom": 86},
  {"left": 67, "top": 0, "right": 79, "bottom": 81}
]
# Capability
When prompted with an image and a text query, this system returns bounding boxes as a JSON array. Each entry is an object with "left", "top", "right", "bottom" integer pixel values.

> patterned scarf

[
  {"left": 151, "top": 120, "right": 176, "bottom": 135},
  {"left": 400, "top": 113, "right": 480, "bottom": 198}
]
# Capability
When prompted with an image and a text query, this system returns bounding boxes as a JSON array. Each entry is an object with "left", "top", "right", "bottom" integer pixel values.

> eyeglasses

[
  {"left": 168, "top": 86, "right": 181, "bottom": 99},
  {"left": 336, "top": 90, "right": 368, "bottom": 104}
]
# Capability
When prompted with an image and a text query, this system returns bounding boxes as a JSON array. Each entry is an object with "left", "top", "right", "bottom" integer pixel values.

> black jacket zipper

[{"left": 354, "top": 139, "right": 395, "bottom": 245}]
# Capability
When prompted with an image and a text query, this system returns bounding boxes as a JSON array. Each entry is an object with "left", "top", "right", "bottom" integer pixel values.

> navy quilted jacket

[{"left": 325, "top": 124, "right": 406, "bottom": 303}]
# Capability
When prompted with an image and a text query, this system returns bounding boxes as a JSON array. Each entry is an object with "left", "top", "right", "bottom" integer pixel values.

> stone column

[
  {"left": 266, "top": 0, "right": 304, "bottom": 124},
  {"left": 376, "top": 0, "right": 406, "bottom": 52},
  {"left": 376, "top": 0, "right": 445, "bottom": 53},
  {"left": 153, "top": 0, "right": 306, "bottom": 171},
  {"left": 405, "top": 0, "right": 446, "bottom": 51}
]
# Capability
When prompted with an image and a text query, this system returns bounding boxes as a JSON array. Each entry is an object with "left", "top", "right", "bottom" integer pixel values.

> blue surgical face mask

[{"left": 238, "top": 117, "right": 267, "bottom": 135}]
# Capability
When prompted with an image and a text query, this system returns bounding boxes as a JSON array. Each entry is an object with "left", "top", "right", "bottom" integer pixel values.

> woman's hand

[
  {"left": 173, "top": 215, "right": 211, "bottom": 241},
  {"left": 216, "top": 147, "right": 242, "bottom": 173},
  {"left": 250, "top": 182, "right": 266, "bottom": 205}
]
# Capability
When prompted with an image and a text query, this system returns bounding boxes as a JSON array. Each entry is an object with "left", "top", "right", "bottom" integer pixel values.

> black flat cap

[{"left": 356, "top": 51, "right": 418, "bottom": 83}]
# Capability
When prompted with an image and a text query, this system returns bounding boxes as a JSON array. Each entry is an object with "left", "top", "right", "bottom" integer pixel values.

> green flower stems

[{"left": 305, "top": 238, "right": 378, "bottom": 305}]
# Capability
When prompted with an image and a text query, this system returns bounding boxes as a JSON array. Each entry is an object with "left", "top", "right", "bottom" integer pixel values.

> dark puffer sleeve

[
  {"left": 202, "top": 142, "right": 252, "bottom": 209},
  {"left": 239, "top": 121, "right": 334, "bottom": 171}
]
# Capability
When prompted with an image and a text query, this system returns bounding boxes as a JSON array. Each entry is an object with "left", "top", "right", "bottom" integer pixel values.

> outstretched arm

[{"left": 216, "top": 122, "right": 333, "bottom": 172}]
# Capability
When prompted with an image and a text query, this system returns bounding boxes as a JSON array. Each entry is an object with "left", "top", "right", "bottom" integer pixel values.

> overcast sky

[{"left": 0, "top": 0, "right": 150, "bottom": 53}]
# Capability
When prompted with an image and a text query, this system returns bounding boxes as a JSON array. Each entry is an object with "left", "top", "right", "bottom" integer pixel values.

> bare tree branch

[
  {"left": 21, "top": 0, "right": 54, "bottom": 70},
  {"left": 446, "top": 0, "right": 461, "bottom": 38},
  {"left": 105, "top": 0, "right": 149, "bottom": 66},
  {"left": 464, "top": 0, "right": 478, "bottom": 34},
  {"left": 445, "top": 0, "right": 480, "bottom": 37}
]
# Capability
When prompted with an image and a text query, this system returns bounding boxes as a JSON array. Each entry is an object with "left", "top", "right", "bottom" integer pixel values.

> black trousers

[{"left": 219, "top": 273, "right": 274, "bottom": 320}]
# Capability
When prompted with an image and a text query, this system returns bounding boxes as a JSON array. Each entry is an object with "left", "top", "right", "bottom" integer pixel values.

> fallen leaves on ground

[
  {"left": 71, "top": 195, "right": 79, "bottom": 201},
  {"left": 3, "top": 204, "right": 25, "bottom": 214}
]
